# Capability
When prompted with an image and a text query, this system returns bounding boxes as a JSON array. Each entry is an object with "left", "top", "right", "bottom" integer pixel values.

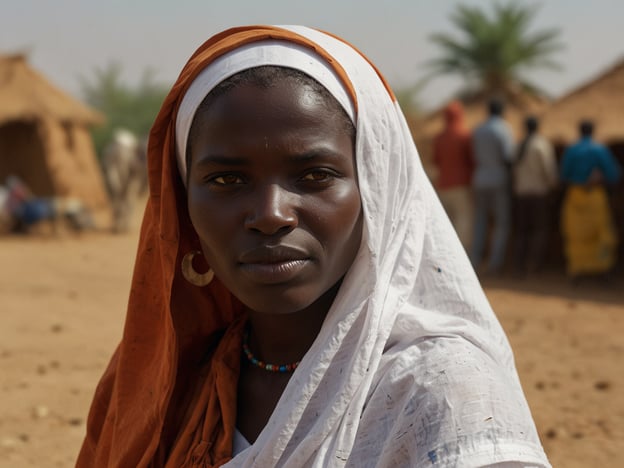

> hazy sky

[{"left": 3, "top": 0, "right": 624, "bottom": 110}]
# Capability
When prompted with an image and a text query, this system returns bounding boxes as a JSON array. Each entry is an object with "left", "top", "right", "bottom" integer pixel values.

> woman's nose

[{"left": 244, "top": 183, "right": 297, "bottom": 235}]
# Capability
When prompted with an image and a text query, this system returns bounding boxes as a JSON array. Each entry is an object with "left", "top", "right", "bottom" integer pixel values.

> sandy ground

[{"left": 0, "top": 205, "right": 622, "bottom": 468}]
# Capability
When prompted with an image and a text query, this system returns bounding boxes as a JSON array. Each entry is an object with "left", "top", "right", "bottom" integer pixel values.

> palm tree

[{"left": 427, "top": 2, "right": 563, "bottom": 102}]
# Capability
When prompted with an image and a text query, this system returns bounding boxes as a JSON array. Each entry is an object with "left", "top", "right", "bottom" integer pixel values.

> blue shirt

[
  {"left": 560, "top": 137, "right": 621, "bottom": 185},
  {"left": 471, "top": 116, "right": 515, "bottom": 189}
]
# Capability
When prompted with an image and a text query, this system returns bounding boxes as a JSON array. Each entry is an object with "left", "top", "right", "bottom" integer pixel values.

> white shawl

[{"left": 177, "top": 25, "right": 550, "bottom": 468}]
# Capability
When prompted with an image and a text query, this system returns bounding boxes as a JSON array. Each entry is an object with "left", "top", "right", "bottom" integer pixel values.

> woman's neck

[{"left": 245, "top": 281, "right": 340, "bottom": 365}]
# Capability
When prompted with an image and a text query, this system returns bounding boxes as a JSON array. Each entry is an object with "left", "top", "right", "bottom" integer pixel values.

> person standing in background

[
  {"left": 470, "top": 98, "right": 515, "bottom": 275},
  {"left": 101, "top": 129, "right": 146, "bottom": 233},
  {"left": 432, "top": 100, "right": 474, "bottom": 249},
  {"left": 560, "top": 120, "right": 621, "bottom": 280},
  {"left": 512, "top": 116, "right": 558, "bottom": 275}
]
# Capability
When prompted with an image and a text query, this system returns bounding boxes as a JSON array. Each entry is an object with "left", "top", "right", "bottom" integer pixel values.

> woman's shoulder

[
  {"left": 374, "top": 335, "right": 510, "bottom": 396},
  {"left": 350, "top": 337, "right": 549, "bottom": 467}
]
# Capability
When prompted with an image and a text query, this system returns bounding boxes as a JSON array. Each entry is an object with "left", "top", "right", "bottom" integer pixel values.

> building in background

[{"left": 0, "top": 54, "right": 111, "bottom": 227}]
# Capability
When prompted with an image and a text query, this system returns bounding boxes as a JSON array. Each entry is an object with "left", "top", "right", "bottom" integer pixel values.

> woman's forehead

[
  {"left": 175, "top": 40, "right": 356, "bottom": 181},
  {"left": 188, "top": 71, "right": 355, "bottom": 155},
  {"left": 189, "top": 81, "right": 354, "bottom": 156}
]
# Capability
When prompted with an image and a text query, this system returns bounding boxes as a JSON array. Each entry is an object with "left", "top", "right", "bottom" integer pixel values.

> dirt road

[{"left": 1, "top": 216, "right": 622, "bottom": 467}]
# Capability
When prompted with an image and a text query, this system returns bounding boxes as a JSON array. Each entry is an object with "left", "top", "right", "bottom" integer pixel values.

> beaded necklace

[{"left": 242, "top": 330, "right": 300, "bottom": 373}]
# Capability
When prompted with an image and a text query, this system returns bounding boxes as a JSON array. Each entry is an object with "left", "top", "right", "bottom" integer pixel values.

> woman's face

[{"left": 187, "top": 78, "right": 362, "bottom": 315}]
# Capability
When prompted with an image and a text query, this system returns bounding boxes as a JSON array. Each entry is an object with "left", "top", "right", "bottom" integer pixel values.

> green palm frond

[{"left": 425, "top": 2, "right": 563, "bottom": 99}]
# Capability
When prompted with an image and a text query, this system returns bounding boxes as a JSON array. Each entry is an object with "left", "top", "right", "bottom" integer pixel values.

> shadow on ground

[{"left": 481, "top": 269, "right": 624, "bottom": 306}]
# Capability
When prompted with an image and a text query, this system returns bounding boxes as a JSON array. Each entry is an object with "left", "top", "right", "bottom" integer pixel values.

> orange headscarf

[
  {"left": 77, "top": 26, "right": 361, "bottom": 467},
  {"left": 433, "top": 100, "right": 474, "bottom": 189}
]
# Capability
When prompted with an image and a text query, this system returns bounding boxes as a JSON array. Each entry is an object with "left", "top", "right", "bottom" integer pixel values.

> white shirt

[
  {"left": 513, "top": 134, "right": 558, "bottom": 196},
  {"left": 233, "top": 429, "right": 251, "bottom": 456}
]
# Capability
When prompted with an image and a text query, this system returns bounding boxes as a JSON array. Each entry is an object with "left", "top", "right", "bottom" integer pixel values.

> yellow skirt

[{"left": 561, "top": 186, "right": 618, "bottom": 276}]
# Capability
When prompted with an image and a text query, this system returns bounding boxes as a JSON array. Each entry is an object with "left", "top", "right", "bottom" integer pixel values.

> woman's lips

[
  {"left": 238, "top": 245, "right": 311, "bottom": 284},
  {"left": 239, "top": 259, "right": 310, "bottom": 284}
]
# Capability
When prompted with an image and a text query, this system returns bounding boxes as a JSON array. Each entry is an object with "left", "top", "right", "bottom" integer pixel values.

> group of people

[{"left": 433, "top": 98, "right": 621, "bottom": 280}]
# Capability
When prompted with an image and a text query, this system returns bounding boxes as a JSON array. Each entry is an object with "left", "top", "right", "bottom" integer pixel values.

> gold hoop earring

[{"left": 181, "top": 250, "right": 214, "bottom": 286}]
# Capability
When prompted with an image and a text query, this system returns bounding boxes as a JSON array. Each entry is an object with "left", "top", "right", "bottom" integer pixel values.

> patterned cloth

[{"left": 562, "top": 186, "right": 618, "bottom": 276}]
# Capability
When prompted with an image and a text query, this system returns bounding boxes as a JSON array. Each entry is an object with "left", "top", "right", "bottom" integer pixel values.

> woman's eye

[
  {"left": 212, "top": 174, "right": 243, "bottom": 185},
  {"left": 301, "top": 171, "right": 333, "bottom": 182}
]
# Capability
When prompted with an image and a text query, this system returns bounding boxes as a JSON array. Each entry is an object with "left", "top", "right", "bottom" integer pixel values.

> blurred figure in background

[
  {"left": 4, "top": 175, "right": 54, "bottom": 233},
  {"left": 512, "top": 116, "right": 558, "bottom": 276},
  {"left": 1, "top": 175, "right": 93, "bottom": 234},
  {"left": 102, "top": 128, "right": 148, "bottom": 233},
  {"left": 560, "top": 120, "right": 621, "bottom": 280},
  {"left": 470, "top": 98, "right": 515, "bottom": 275},
  {"left": 0, "top": 182, "right": 10, "bottom": 233},
  {"left": 432, "top": 100, "right": 474, "bottom": 249}
]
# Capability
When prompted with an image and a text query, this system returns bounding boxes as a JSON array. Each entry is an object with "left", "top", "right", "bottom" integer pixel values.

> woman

[{"left": 78, "top": 26, "right": 550, "bottom": 467}]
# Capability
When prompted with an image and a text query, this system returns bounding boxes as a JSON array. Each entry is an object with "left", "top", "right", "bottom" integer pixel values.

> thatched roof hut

[
  {"left": 541, "top": 57, "right": 624, "bottom": 144},
  {"left": 0, "top": 54, "right": 110, "bottom": 224},
  {"left": 410, "top": 88, "right": 550, "bottom": 179}
]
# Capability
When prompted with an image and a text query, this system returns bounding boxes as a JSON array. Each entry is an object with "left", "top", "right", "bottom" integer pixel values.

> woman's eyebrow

[
  {"left": 288, "top": 149, "right": 344, "bottom": 163},
  {"left": 194, "top": 148, "right": 346, "bottom": 168},
  {"left": 195, "top": 154, "right": 249, "bottom": 167}
]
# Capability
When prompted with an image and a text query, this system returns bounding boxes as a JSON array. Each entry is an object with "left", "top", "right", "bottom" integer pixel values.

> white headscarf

[{"left": 177, "top": 25, "right": 550, "bottom": 468}]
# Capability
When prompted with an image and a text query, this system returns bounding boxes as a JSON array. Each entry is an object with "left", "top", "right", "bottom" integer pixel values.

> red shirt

[{"left": 433, "top": 102, "right": 474, "bottom": 189}]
